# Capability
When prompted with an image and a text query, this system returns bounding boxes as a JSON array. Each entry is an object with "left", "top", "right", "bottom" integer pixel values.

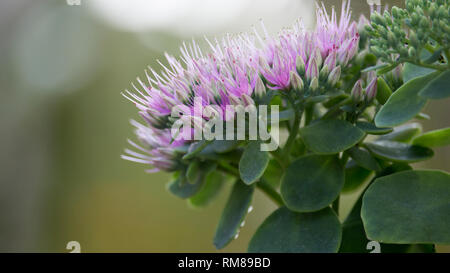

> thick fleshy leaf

[
  {"left": 365, "top": 140, "right": 433, "bottom": 163},
  {"left": 361, "top": 63, "right": 389, "bottom": 73},
  {"left": 167, "top": 172, "right": 204, "bottom": 199},
  {"left": 361, "top": 170, "right": 450, "bottom": 244},
  {"left": 239, "top": 141, "right": 270, "bottom": 185},
  {"left": 378, "top": 123, "right": 422, "bottom": 143},
  {"left": 262, "top": 159, "right": 283, "bottom": 188},
  {"left": 186, "top": 161, "right": 201, "bottom": 184},
  {"left": 182, "top": 140, "right": 212, "bottom": 160},
  {"left": 340, "top": 198, "right": 412, "bottom": 253},
  {"left": 348, "top": 146, "right": 381, "bottom": 171},
  {"left": 413, "top": 127, "right": 450, "bottom": 147},
  {"left": 419, "top": 70, "right": 450, "bottom": 99},
  {"left": 189, "top": 172, "right": 224, "bottom": 208},
  {"left": 402, "top": 63, "right": 435, "bottom": 83},
  {"left": 415, "top": 112, "right": 431, "bottom": 120},
  {"left": 374, "top": 71, "right": 439, "bottom": 127},
  {"left": 213, "top": 181, "right": 254, "bottom": 249},
  {"left": 299, "top": 119, "right": 365, "bottom": 154},
  {"left": 207, "top": 140, "right": 240, "bottom": 153},
  {"left": 341, "top": 163, "right": 421, "bottom": 253},
  {"left": 376, "top": 77, "right": 392, "bottom": 105},
  {"left": 376, "top": 63, "right": 398, "bottom": 75},
  {"left": 356, "top": 121, "right": 392, "bottom": 135},
  {"left": 281, "top": 155, "right": 344, "bottom": 212},
  {"left": 248, "top": 207, "right": 342, "bottom": 253},
  {"left": 342, "top": 160, "right": 372, "bottom": 193}
]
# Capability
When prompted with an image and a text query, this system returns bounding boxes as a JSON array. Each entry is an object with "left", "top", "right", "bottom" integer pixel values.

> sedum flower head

[{"left": 123, "top": 1, "right": 363, "bottom": 172}]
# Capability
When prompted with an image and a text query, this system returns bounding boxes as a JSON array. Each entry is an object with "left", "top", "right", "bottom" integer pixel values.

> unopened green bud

[
  {"left": 370, "top": 46, "right": 382, "bottom": 56},
  {"left": 383, "top": 11, "right": 392, "bottom": 25},
  {"left": 392, "top": 7, "right": 400, "bottom": 18},
  {"left": 411, "top": 13, "right": 420, "bottom": 25},
  {"left": 327, "top": 66, "right": 341, "bottom": 86},
  {"left": 393, "top": 26, "right": 403, "bottom": 37},
  {"left": 314, "top": 49, "right": 323, "bottom": 68},
  {"left": 399, "top": 46, "right": 408, "bottom": 57},
  {"left": 365, "top": 77, "right": 377, "bottom": 102},
  {"left": 309, "top": 77, "right": 319, "bottom": 91},
  {"left": 289, "top": 71, "right": 304, "bottom": 93},
  {"left": 415, "top": 6, "right": 424, "bottom": 16},
  {"left": 296, "top": 55, "right": 305, "bottom": 76},
  {"left": 406, "top": 1, "right": 414, "bottom": 12},
  {"left": 371, "top": 12, "right": 385, "bottom": 26},
  {"left": 254, "top": 76, "right": 266, "bottom": 99},
  {"left": 241, "top": 93, "right": 255, "bottom": 107},
  {"left": 409, "top": 30, "right": 419, "bottom": 47},
  {"left": 429, "top": 3, "right": 437, "bottom": 17},
  {"left": 319, "top": 65, "right": 329, "bottom": 82},
  {"left": 392, "top": 64, "right": 403, "bottom": 83},
  {"left": 438, "top": 6, "right": 446, "bottom": 18},
  {"left": 419, "top": 17, "right": 429, "bottom": 29},
  {"left": 387, "top": 31, "right": 397, "bottom": 47},
  {"left": 351, "top": 80, "right": 364, "bottom": 103},
  {"left": 408, "top": 47, "right": 417, "bottom": 57}
]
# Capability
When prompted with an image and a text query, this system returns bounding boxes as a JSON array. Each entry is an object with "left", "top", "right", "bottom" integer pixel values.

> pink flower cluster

[{"left": 123, "top": 1, "right": 362, "bottom": 172}]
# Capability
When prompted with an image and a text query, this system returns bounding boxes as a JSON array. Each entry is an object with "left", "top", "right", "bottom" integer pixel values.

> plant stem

[
  {"left": 405, "top": 60, "right": 446, "bottom": 71},
  {"left": 270, "top": 148, "right": 286, "bottom": 169},
  {"left": 283, "top": 108, "right": 302, "bottom": 159},
  {"left": 332, "top": 196, "right": 340, "bottom": 215},
  {"left": 257, "top": 180, "right": 284, "bottom": 207},
  {"left": 304, "top": 104, "right": 314, "bottom": 126},
  {"left": 217, "top": 162, "right": 239, "bottom": 177},
  {"left": 321, "top": 97, "right": 352, "bottom": 120},
  {"left": 218, "top": 162, "right": 284, "bottom": 207}
]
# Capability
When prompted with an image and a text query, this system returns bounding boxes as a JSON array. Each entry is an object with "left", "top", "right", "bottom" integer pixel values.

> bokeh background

[{"left": 0, "top": 0, "right": 448, "bottom": 252}]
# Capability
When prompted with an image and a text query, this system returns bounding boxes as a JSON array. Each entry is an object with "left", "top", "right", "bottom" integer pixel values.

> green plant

[{"left": 123, "top": 0, "right": 450, "bottom": 252}]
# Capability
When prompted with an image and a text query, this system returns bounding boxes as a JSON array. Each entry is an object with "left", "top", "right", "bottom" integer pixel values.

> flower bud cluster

[{"left": 366, "top": 0, "right": 449, "bottom": 64}]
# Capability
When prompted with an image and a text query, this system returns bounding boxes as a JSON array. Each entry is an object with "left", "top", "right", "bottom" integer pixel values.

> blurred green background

[{"left": 0, "top": 0, "right": 448, "bottom": 252}]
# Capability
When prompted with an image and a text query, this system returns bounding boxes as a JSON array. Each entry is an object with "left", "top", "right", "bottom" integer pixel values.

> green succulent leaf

[
  {"left": 340, "top": 198, "right": 412, "bottom": 253},
  {"left": 348, "top": 146, "right": 381, "bottom": 171},
  {"left": 415, "top": 112, "right": 431, "bottom": 120},
  {"left": 262, "top": 159, "right": 283, "bottom": 189},
  {"left": 299, "top": 119, "right": 365, "bottom": 154},
  {"left": 413, "top": 127, "right": 450, "bottom": 148},
  {"left": 361, "top": 63, "right": 389, "bottom": 73},
  {"left": 189, "top": 171, "right": 224, "bottom": 208},
  {"left": 342, "top": 160, "right": 373, "bottom": 193},
  {"left": 356, "top": 121, "right": 393, "bottom": 135},
  {"left": 186, "top": 161, "right": 201, "bottom": 184},
  {"left": 213, "top": 181, "right": 254, "bottom": 249},
  {"left": 281, "top": 155, "right": 344, "bottom": 212},
  {"left": 402, "top": 63, "right": 435, "bottom": 83},
  {"left": 248, "top": 207, "right": 342, "bottom": 253},
  {"left": 168, "top": 171, "right": 204, "bottom": 199},
  {"left": 361, "top": 170, "right": 450, "bottom": 244},
  {"left": 374, "top": 71, "right": 440, "bottom": 127},
  {"left": 365, "top": 140, "right": 434, "bottom": 163},
  {"left": 419, "top": 70, "right": 450, "bottom": 99},
  {"left": 182, "top": 140, "right": 212, "bottom": 160},
  {"left": 376, "top": 63, "right": 398, "bottom": 75},
  {"left": 376, "top": 77, "right": 392, "bottom": 105},
  {"left": 377, "top": 123, "right": 422, "bottom": 143},
  {"left": 239, "top": 141, "right": 270, "bottom": 185}
]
